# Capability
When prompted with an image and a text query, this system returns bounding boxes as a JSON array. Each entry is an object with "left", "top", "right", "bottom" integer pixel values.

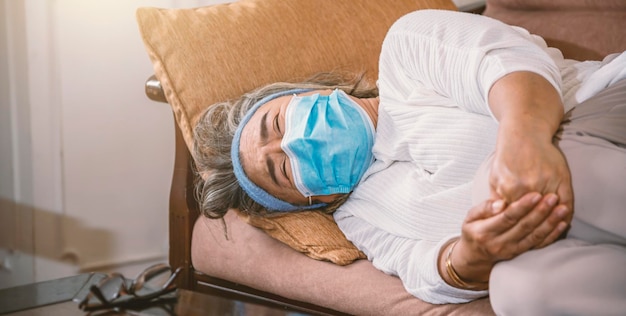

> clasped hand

[
  {"left": 449, "top": 191, "right": 571, "bottom": 284},
  {"left": 489, "top": 125, "right": 573, "bottom": 220},
  {"left": 451, "top": 130, "right": 574, "bottom": 283}
]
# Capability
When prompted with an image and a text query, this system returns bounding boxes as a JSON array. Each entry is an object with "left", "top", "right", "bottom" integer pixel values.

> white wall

[
  {"left": 0, "top": 0, "right": 232, "bottom": 289},
  {"left": 0, "top": 0, "right": 36, "bottom": 288}
]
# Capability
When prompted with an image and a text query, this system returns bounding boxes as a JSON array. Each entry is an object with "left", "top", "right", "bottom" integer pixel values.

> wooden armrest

[
  {"left": 145, "top": 75, "right": 167, "bottom": 103},
  {"left": 169, "top": 118, "right": 199, "bottom": 290},
  {"left": 144, "top": 73, "right": 198, "bottom": 289}
]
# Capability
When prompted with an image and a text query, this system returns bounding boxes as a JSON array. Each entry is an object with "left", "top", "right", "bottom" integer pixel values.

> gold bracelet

[{"left": 445, "top": 239, "right": 488, "bottom": 290}]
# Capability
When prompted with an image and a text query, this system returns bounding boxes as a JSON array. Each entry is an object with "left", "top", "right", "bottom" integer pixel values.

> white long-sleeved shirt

[{"left": 333, "top": 9, "right": 626, "bottom": 304}]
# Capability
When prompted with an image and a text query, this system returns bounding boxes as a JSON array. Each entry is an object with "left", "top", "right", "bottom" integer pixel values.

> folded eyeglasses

[{"left": 73, "top": 263, "right": 181, "bottom": 312}]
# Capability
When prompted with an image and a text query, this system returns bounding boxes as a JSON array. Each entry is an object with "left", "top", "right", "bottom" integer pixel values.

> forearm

[
  {"left": 489, "top": 71, "right": 564, "bottom": 142},
  {"left": 487, "top": 71, "right": 572, "bottom": 206}
]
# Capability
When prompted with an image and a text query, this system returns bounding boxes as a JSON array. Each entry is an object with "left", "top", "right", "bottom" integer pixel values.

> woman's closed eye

[
  {"left": 280, "top": 157, "right": 290, "bottom": 183},
  {"left": 273, "top": 113, "right": 282, "bottom": 136}
]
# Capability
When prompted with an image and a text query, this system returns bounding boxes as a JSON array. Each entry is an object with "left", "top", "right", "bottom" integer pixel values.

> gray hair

[{"left": 193, "top": 73, "right": 378, "bottom": 219}]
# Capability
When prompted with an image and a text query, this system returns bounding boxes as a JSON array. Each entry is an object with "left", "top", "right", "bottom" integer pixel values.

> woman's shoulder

[{"left": 389, "top": 9, "right": 492, "bottom": 34}]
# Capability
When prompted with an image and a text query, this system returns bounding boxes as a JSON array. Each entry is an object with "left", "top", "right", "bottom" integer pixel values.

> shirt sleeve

[
  {"left": 377, "top": 9, "right": 564, "bottom": 119},
  {"left": 334, "top": 208, "right": 488, "bottom": 304}
]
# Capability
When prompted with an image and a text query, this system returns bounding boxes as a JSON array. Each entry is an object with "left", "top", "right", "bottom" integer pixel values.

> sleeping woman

[{"left": 193, "top": 9, "right": 626, "bottom": 315}]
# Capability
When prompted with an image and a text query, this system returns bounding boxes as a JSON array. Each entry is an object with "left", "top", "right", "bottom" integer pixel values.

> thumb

[{"left": 465, "top": 199, "right": 506, "bottom": 222}]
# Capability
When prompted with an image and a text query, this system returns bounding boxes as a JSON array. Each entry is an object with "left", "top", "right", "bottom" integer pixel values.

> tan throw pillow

[
  {"left": 136, "top": 0, "right": 457, "bottom": 152},
  {"left": 239, "top": 210, "right": 366, "bottom": 265},
  {"left": 136, "top": 0, "right": 457, "bottom": 264}
]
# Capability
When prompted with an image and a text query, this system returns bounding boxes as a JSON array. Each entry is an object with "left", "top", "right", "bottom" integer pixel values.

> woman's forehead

[
  {"left": 249, "top": 89, "right": 333, "bottom": 121},
  {"left": 242, "top": 89, "right": 333, "bottom": 137}
]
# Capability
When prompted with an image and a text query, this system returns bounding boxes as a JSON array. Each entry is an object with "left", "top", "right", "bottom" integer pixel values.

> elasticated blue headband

[{"left": 231, "top": 88, "right": 327, "bottom": 212}]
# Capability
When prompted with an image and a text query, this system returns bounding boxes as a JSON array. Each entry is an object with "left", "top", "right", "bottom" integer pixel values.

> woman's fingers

[
  {"left": 462, "top": 192, "right": 542, "bottom": 244},
  {"left": 556, "top": 180, "right": 574, "bottom": 224},
  {"left": 496, "top": 193, "right": 562, "bottom": 252},
  {"left": 464, "top": 199, "right": 505, "bottom": 222},
  {"left": 501, "top": 193, "right": 557, "bottom": 238},
  {"left": 525, "top": 204, "right": 570, "bottom": 249},
  {"left": 489, "top": 192, "right": 542, "bottom": 234},
  {"left": 462, "top": 192, "right": 569, "bottom": 262}
]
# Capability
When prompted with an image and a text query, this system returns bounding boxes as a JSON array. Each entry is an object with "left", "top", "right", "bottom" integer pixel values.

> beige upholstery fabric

[{"left": 192, "top": 210, "right": 494, "bottom": 316}]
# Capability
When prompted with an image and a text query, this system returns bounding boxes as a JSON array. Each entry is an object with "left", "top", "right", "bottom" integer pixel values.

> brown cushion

[
  {"left": 240, "top": 211, "right": 366, "bottom": 265},
  {"left": 136, "top": 0, "right": 458, "bottom": 264},
  {"left": 137, "top": 0, "right": 456, "bottom": 153}
]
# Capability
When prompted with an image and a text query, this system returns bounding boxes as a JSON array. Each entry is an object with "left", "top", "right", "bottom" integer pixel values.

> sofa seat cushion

[{"left": 191, "top": 210, "right": 494, "bottom": 316}]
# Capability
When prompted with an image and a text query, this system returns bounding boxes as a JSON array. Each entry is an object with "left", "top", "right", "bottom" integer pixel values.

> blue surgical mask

[{"left": 282, "top": 89, "right": 375, "bottom": 197}]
